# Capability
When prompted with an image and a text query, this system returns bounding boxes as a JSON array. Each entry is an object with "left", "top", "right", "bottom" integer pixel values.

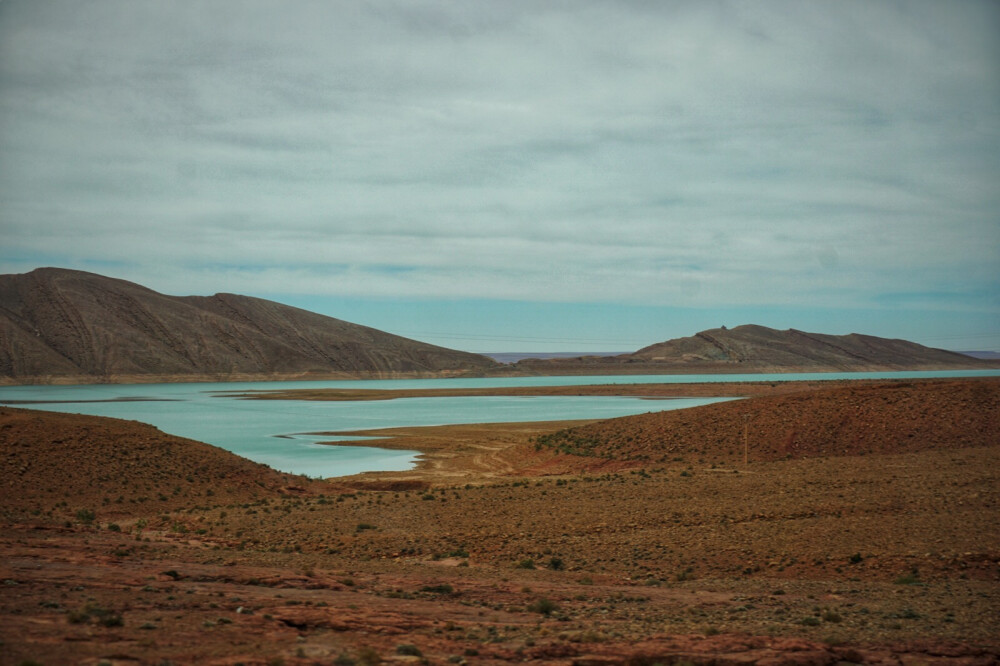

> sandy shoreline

[
  {"left": 216, "top": 378, "right": 881, "bottom": 402},
  {"left": 317, "top": 420, "right": 604, "bottom": 487},
  {"left": 4, "top": 362, "right": 998, "bottom": 386}
]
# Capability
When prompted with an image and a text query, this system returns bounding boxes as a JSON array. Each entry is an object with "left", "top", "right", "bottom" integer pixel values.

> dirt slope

[
  {"left": 0, "top": 267, "right": 499, "bottom": 383},
  {"left": 533, "top": 378, "right": 1000, "bottom": 464},
  {"left": 0, "top": 407, "right": 320, "bottom": 518}
]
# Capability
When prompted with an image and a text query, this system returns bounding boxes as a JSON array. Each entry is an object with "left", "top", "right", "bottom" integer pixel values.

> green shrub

[
  {"left": 527, "top": 598, "right": 558, "bottom": 615},
  {"left": 99, "top": 613, "right": 124, "bottom": 627},
  {"left": 421, "top": 584, "right": 454, "bottom": 595},
  {"left": 357, "top": 646, "right": 381, "bottom": 666},
  {"left": 68, "top": 610, "right": 90, "bottom": 624}
]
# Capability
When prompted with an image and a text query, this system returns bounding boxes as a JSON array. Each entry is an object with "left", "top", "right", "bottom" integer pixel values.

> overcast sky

[{"left": 1, "top": 1, "right": 998, "bottom": 352}]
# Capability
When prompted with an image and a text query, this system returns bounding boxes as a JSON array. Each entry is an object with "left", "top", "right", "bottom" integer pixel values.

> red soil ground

[{"left": 1, "top": 378, "right": 998, "bottom": 665}]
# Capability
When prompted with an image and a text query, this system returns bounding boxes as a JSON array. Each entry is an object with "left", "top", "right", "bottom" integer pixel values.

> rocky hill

[
  {"left": 515, "top": 324, "right": 995, "bottom": 374},
  {"left": 0, "top": 268, "right": 499, "bottom": 383}
]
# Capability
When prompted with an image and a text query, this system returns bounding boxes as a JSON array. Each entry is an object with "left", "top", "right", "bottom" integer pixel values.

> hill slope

[
  {"left": 0, "top": 268, "right": 499, "bottom": 383},
  {"left": 515, "top": 324, "right": 993, "bottom": 374},
  {"left": 0, "top": 406, "right": 315, "bottom": 518},
  {"left": 533, "top": 378, "right": 1000, "bottom": 465}
]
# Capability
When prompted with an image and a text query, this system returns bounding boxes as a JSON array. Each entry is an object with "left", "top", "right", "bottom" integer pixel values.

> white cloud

[{"left": 1, "top": 0, "right": 998, "bottom": 315}]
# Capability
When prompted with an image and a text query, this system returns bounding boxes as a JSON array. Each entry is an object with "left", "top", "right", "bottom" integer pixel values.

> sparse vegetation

[
  {"left": 2, "top": 378, "right": 998, "bottom": 664},
  {"left": 527, "top": 598, "right": 558, "bottom": 616}
]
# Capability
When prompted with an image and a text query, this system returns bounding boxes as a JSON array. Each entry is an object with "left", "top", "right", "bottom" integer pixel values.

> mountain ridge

[
  {"left": 514, "top": 323, "right": 995, "bottom": 374},
  {"left": 2, "top": 268, "right": 995, "bottom": 384},
  {"left": 0, "top": 267, "right": 499, "bottom": 383}
]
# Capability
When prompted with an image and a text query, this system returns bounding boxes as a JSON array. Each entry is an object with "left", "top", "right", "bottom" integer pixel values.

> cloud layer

[{"left": 1, "top": 1, "right": 998, "bottom": 316}]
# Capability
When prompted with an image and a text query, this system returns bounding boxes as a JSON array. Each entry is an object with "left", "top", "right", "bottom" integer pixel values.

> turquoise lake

[{"left": 1, "top": 369, "right": 996, "bottom": 478}]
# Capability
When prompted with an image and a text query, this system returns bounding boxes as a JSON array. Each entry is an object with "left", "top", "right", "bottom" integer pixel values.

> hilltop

[
  {"left": 0, "top": 268, "right": 499, "bottom": 383},
  {"left": 514, "top": 324, "right": 994, "bottom": 374}
]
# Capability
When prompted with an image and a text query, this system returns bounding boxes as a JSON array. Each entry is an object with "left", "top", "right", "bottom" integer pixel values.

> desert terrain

[{"left": 1, "top": 378, "right": 998, "bottom": 665}]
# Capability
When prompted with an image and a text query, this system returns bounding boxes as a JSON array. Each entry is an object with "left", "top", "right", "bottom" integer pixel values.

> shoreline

[
  {"left": 305, "top": 376, "right": 1000, "bottom": 486},
  {"left": 2, "top": 362, "right": 998, "bottom": 386},
  {"left": 218, "top": 380, "right": 809, "bottom": 402},
  {"left": 215, "top": 375, "right": 995, "bottom": 402},
  {"left": 318, "top": 420, "right": 602, "bottom": 486}
]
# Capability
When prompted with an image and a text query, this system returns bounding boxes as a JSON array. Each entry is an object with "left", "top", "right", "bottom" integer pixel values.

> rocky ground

[{"left": 1, "top": 378, "right": 998, "bottom": 665}]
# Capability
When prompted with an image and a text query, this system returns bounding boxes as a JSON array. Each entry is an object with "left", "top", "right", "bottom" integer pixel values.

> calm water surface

[{"left": 1, "top": 369, "right": 996, "bottom": 477}]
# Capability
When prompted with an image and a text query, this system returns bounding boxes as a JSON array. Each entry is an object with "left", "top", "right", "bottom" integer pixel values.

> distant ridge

[
  {"left": 0, "top": 268, "right": 499, "bottom": 384},
  {"left": 513, "top": 324, "right": 997, "bottom": 374},
  {"left": 485, "top": 351, "right": 629, "bottom": 364},
  {"left": 962, "top": 351, "right": 1000, "bottom": 360}
]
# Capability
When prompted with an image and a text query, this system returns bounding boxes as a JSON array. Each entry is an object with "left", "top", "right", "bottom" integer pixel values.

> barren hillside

[
  {"left": 0, "top": 407, "right": 321, "bottom": 516},
  {"left": 532, "top": 378, "right": 1000, "bottom": 465},
  {"left": 0, "top": 268, "right": 499, "bottom": 383},
  {"left": 515, "top": 324, "right": 995, "bottom": 374}
]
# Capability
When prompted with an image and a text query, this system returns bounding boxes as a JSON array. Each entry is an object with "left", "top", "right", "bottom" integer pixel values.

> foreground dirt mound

[
  {"left": 535, "top": 378, "right": 1000, "bottom": 464},
  {"left": 0, "top": 407, "right": 316, "bottom": 521}
]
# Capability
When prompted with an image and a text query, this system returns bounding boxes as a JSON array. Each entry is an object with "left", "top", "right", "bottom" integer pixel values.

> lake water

[{"left": 1, "top": 369, "right": 996, "bottom": 478}]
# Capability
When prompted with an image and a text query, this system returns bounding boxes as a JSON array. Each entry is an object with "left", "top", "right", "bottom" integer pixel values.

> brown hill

[
  {"left": 0, "top": 407, "right": 317, "bottom": 520},
  {"left": 0, "top": 267, "right": 499, "bottom": 383},
  {"left": 515, "top": 324, "right": 994, "bottom": 374},
  {"left": 533, "top": 377, "right": 1000, "bottom": 465}
]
